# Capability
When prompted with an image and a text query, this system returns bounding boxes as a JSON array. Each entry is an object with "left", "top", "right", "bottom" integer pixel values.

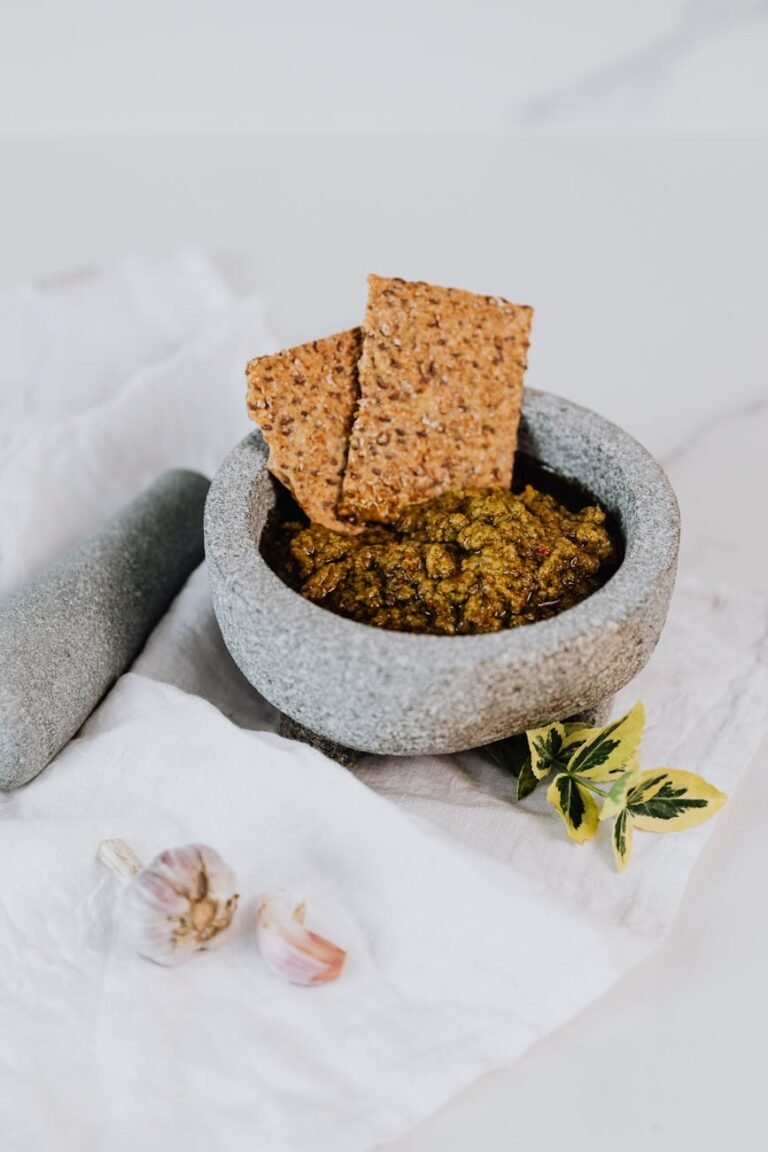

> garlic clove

[
  {"left": 100, "top": 841, "right": 239, "bottom": 966},
  {"left": 96, "top": 838, "right": 142, "bottom": 878},
  {"left": 256, "top": 893, "right": 347, "bottom": 986}
]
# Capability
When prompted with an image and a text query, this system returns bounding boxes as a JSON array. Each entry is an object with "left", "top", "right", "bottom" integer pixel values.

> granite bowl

[{"left": 205, "top": 389, "right": 679, "bottom": 756}]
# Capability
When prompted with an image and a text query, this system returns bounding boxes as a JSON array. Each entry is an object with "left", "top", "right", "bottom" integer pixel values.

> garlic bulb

[
  {"left": 97, "top": 839, "right": 239, "bottom": 965},
  {"left": 256, "top": 893, "right": 346, "bottom": 985}
]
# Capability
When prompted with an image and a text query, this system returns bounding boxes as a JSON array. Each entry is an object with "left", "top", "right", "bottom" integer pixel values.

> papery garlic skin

[
  {"left": 124, "top": 844, "right": 239, "bottom": 966},
  {"left": 256, "top": 893, "right": 346, "bottom": 986},
  {"left": 97, "top": 838, "right": 142, "bottom": 879}
]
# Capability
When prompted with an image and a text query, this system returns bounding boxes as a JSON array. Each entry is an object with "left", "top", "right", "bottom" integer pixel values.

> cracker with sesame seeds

[
  {"left": 246, "top": 329, "right": 362, "bottom": 533},
  {"left": 338, "top": 275, "right": 533, "bottom": 524}
]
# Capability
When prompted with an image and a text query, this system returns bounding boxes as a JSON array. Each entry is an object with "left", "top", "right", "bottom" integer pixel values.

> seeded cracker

[
  {"left": 246, "top": 329, "right": 362, "bottom": 533},
  {"left": 338, "top": 276, "right": 533, "bottom": 524}
]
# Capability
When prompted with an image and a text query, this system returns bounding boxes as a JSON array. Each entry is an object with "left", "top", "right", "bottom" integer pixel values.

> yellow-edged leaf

[
  {"left": 516, "top": 756, "right": 539, "bottom": 800},
  {"left": 563, "top": 722, "right": 591, "bottom": 737},
  {"left": 565, "top": 701, "right": 646, "bottom": 781},
  {"left": 599, "top": 756, "right": 641, "bottom": 822},
  {"left": 527, "top": 722, "right": 567, "bottom": 780},
  {"left": 546, "top": 773, "right": 599, "bottom": 844},
  {"left": 627, "top": 769, "right": 727, "bottom": 832},
  {"left": 612, "top": 809, "right": 634, "bottom": 871}
]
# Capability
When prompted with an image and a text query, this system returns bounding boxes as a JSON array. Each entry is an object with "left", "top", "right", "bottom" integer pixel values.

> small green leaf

[
  {"left": 546, "top": 773, "right": 599, "bottom": 844},
  {"left": 565, "top": 701, "right": 645, "bottom": 781},
  {"left": 627, "top": 770, "right": 727, "bottom": 832},
  {"left": 527, "top": 722, "right": 579, "bottom": 780},
  {"left": 479, "top": 733, "right": 529, "bottom": 777},
  {"left": 562, "top": 722, "right": 591, "bottom": 737},
  {"left": 612, "top": 809, "right": 633, "bottom": 871},
  {"left": 516, "top": 756, "right": 539, "bottom": 800},
  {"left": 599, "top": 757, "right": 641, "bottom": 822}
]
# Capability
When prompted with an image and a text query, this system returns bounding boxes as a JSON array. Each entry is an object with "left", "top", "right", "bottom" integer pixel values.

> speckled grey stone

[
  {"left": 278, "top": 697, "right": 615, "bottom": 767},
  {"left": 205, "top": 389, "right": 680, "bottom": 757},
  {"left": 0, "top": 470, "right": 210, "bottom": 790},
  {"left": 278, "top": 714, "right": 364, "bottom": 767}
]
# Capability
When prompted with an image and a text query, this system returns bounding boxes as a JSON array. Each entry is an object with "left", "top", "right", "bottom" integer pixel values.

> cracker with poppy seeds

[
  {"left": 338, "top": 275, "right": 534, "bottom": 524},
  {"left": 246, "top": 329, "right": 363, "bottom": 533}
]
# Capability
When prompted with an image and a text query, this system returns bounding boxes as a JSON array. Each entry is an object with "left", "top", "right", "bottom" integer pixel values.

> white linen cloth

[
  {"left": 0, "top": 256, "right": 766, "bottom": 1152},
  {"left": 0, "top": 252, "right": 272, "bottom": 597}
]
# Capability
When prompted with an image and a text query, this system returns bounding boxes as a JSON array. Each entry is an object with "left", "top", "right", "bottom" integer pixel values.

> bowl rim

[{"left": 205, "top": 387, "right": 680, "bottom": 664}]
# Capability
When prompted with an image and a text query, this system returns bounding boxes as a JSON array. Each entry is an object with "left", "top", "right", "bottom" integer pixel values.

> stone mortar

[{"left": 205, "top": 389, "right": 680, "bottom": 756}]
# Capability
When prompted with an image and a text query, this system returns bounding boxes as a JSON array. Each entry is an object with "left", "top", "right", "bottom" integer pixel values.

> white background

[
  {"left": 1, "top": 3, "right": 767, "bottom": 1150},
  {"left": 1, "top": 0, "right": 767, "bottom": 137}
]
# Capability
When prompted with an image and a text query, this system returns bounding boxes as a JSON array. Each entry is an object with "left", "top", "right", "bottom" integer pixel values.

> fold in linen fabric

[
  {"left": 0, "top": 673, "right": 636, "bottom": 1152},
  {"left": 0, "top": 252, "right": 234, "bottom": 467},
  {"left": 0, "top": 253, "right": 272, "bottom": 598},
  {"left": 1, "top": 256, "right": 766, "bottom": 1152},
  {"left": 1, "top": 579, "right": 766, "bottom": 1152}
]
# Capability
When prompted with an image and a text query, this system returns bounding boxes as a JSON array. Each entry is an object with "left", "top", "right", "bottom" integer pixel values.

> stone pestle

[{"left": 0, "top": 469, "right": 210, "bottom": 790}]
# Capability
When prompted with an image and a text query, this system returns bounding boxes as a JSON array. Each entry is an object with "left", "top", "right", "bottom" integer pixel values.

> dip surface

[{"left": 268, "top": 479, "right": 618, "bottom": 635}]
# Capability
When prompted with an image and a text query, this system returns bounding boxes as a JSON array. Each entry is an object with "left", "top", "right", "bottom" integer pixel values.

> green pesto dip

[{"left": 267, "top": 478, "right": 619, "bottom": 636}]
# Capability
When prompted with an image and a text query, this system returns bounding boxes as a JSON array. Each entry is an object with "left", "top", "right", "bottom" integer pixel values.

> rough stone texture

[
  {"left": 0, "top": 470, "right": 210, "bottom": 790},
  {"left": 205, "top": 390, "right": 680, "bottom": 757},
  {"left": 278, "top": 698, "right": 614, "bottom": 767},
  {"left": 339, "top": 275, "right": 533, "bottom": 523},
  {"left": 278, "top": 714, "right": 364, "bottom": 767}
]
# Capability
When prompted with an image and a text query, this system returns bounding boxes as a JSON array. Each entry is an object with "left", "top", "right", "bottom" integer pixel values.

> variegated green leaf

[
  {"left": 480, "top": 733, "right": 529, "bottom": 776},
  {"left": 546, "top": 773, "right": 599, "bottom": 844},
  {"left": 598, "top": 757, "right": 641, "bottom": 822},
  {"left": 627, "top": 770, "right": 727, "bottom": 832},
  {"left": 612, "top": 809, "right": 633, "bottom": 871},
  {"left": 516, "top": 756, "right": 539, "bottom": 800},
  {"left": 565, "top": 701, "right": 645, "bottom": 781},
  {"left": 563, "top": 722, "right": 591, "bottom": 737},
  {"left": 527, "top": 722, "right": 566, "bottom": 779},
  {"left": 527, "top": 722, "right": 585, "bottom": 780},
  {"left": 562, "top": 723, "right": 590, "bottom": 755}
]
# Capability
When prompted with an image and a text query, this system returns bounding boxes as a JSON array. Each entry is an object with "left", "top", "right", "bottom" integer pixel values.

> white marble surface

[
  {"left": 1, "top": 1, "right": 768, "bottom": 136},
  {"left": 2, "top": 0, "right": 768, "bottom": 1131}
]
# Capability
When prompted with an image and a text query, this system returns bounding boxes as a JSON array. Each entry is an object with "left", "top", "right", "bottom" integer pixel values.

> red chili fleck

[{"left": 534, "top": 546, "right": 551, "bottom": 557}]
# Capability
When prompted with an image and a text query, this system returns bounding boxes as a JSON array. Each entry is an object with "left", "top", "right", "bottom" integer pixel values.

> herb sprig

[{"left": 488, "top": 702, "right": 726, "bottom": 871}]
